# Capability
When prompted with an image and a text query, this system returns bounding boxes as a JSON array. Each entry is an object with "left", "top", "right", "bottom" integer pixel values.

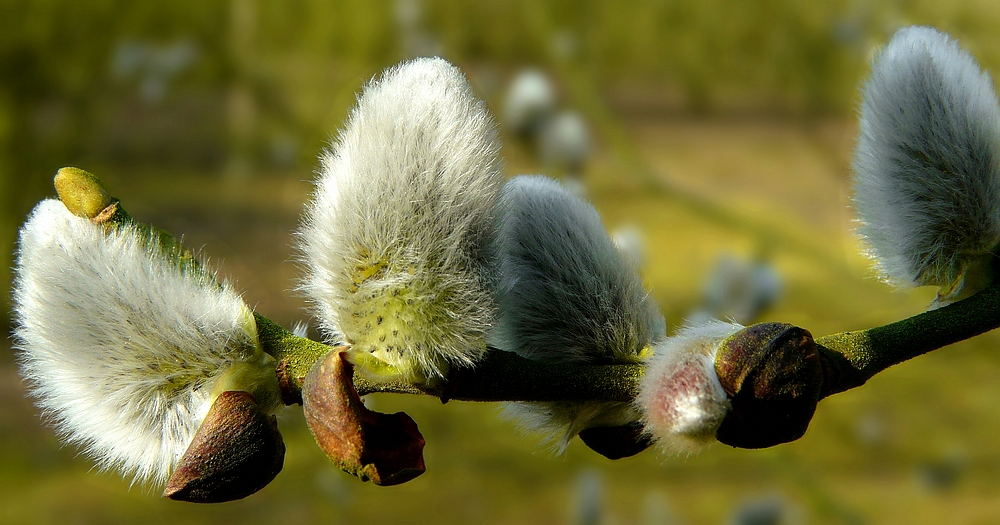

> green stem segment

[
  {"left": 816, "top": 277, "right": 1000, "bottom": 397},
  {"left": 254, "top": 312, "right": 643, "bottom": 404}
]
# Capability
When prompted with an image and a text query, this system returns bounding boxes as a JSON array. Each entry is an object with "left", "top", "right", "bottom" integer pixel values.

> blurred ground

[{"left": 5, "top": 2, "right": 1000, "bottom": 524}]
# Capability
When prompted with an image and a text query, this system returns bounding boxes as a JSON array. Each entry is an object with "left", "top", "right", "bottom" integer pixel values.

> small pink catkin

[{"left": 636, "top": 319, "right": 741, "bottom": 453}]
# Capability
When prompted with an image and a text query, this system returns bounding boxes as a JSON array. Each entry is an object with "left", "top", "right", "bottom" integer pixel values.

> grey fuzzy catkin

[
  {"left": 854, "top": 26, "right": 1000, "bottom": 289},
  {"left": 492, "top": 175, "right": 666, "bottom": 448}
]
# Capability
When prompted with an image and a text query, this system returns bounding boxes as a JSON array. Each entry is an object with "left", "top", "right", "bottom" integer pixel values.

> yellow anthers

[{"left": 349, "top": 255, "right": 388, "bottom": 292}]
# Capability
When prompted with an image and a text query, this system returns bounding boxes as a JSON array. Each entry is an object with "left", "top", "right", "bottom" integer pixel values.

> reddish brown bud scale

[
  {"left": 276, "top": 359, "right": 304, "bottom": 405},
  {"left": 302, "top": 350, "right": 426, "bottom": 486},
  {"left": 713, "top": 323, "right": 824, "bottom": 449},
  {"left": 164, "top": 391, "right": 285, "bottom": 503}
]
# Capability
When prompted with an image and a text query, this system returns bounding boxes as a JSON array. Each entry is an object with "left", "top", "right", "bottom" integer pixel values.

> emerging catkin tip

[{"left": 636, "top": 319, "right": 739, "bottom": 454}]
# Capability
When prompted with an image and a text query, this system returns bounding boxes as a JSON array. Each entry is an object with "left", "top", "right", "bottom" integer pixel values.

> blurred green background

[{"left": 4, "top": 1, "right": 1000, "bottom": 523}]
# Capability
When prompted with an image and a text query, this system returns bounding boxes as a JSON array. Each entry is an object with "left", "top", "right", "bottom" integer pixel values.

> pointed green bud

[{"left": 54, "top": 167, "right": 115, "bottom": 220}]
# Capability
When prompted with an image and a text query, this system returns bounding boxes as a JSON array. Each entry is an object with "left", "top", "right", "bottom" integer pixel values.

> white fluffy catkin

[
  {"left": 636, "top": 319, "right": 739, "bottom": 454},
  {"left": 854, "top": 26, "right": 1000, "bottom": 290},
  {"left": 13, "top": 199, "right": 279, "bottom": 488},
  {"left": 492, "top": 175, "right": 666, "bottom": 448},
  {"left": 296, "top": 57, "right": 503, "bottom": 381}
]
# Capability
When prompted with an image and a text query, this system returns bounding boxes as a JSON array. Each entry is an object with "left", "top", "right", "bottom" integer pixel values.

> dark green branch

[
  {"left": 431, "top": 354, "right": 642, "bottom": 403},
  {"left": 254, "top": 312, "right": 643, "bottom": 404},
  {"left": 816, "top": 278, "right": 1000, "bottom": 397},
  {"left": 259, "top": 275, "right": 1000, "bottom": 411},
  {"left": 257, "top": 274, "right": 1000, "bottom": 411}
]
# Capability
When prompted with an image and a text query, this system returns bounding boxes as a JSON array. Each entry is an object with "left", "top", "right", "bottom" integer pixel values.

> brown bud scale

[
  {"left": 714, "top": 323, "right": 824, "bottom": 449},
  {"left": 164, "top": 391, "right": 285, "bottom": 503},
  {"left": 303, "top": 350, "right": 425, "bottom": 486},
  {"left": 578, "top": 422, "right": 652, "bottom": 459}
]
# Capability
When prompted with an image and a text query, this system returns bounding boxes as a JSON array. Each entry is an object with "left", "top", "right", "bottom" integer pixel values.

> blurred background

[{"left": 3, "top": 1, "right": 1000, "bottom": 523}]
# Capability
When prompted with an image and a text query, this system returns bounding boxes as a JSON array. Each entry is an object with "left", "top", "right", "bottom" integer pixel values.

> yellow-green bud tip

[{"left": 54, "top": 167, "right": 114, "bottom": 220}]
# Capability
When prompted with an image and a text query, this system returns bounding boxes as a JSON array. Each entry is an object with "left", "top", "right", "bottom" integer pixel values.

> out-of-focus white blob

[
  {"left": 612, "top": 223, "right": 647, "bottom": 268},
  {"left": 503, "top": 69, "right": 556, "bottom": 137},
  {"left": 572, "top": 469, "right": 604, "bottom": 525},
  {"left": 539, "top": 110, "right": 590, "bottom": 176},
  {"left": 726, "top": 494, "right": 802, "bottom": 525},
  {"left": 701, "top": 252, "right": 781, "bottom": 324}
]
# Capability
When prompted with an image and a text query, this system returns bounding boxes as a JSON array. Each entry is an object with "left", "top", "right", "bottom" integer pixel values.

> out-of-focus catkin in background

[{"left": 2, "top": 1, "right": 1000, "bottom": 523}]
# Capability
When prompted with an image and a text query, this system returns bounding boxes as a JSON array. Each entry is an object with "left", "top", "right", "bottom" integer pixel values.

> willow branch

[
  {"left": 254, "top": 312, "right": 643, "bottom": 405},
  {"left": 257, "top": 274, "right": 1000, "bottom": 412},
  {"left": 816, "top": 274, "right": 1000, "bottom": 398}
]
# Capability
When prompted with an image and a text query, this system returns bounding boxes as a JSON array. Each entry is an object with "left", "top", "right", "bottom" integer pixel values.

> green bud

[
  {"left": 54, "top": 167, "right": 114, "bottom": 220},
  {"left": 54, "top": 167, "right": 206, "bottom": 277}
]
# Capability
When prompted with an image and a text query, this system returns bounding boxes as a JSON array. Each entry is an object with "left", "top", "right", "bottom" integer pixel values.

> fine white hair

[
  {"left": 13, "top": 199, "right": 275, "bottom": 488},
  {"left": 492, "top": 175, "right": 666, "bottom": 448},
  {"left": 636, "top": 318, "right": 739, "bottom": 454},
  {"left": 854, "top": 26, "right": 1000, "bottom": 288},
  {"left": 296, "top": 57, "right": 503, "bottom": 381}
]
